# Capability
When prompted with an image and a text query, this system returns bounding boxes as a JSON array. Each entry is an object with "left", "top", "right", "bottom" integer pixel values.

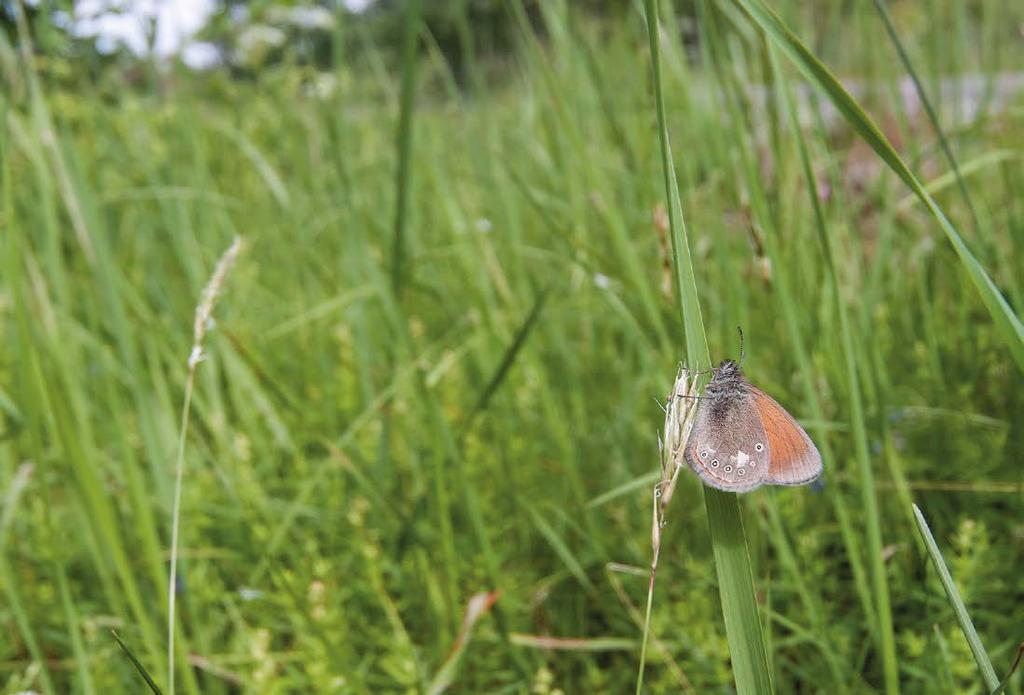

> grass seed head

[
  {"left": 189, "top": 236, "right": 244, "bottom": 370},
  {"left": 659, "top": 366, "right": 700, "bottom": 511}
]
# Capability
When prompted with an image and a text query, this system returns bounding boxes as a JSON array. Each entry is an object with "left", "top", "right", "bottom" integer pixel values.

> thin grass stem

[{"left": 167, "top": 237, "right": 243, "bottom": 694}]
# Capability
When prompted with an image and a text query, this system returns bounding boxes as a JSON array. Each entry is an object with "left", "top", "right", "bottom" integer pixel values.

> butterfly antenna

[
  {"left": 677, "top": 361, "right": 716, "bottom": 378},
  {"left": 737, "top": 326, "right": 746, "bottom": 365}
]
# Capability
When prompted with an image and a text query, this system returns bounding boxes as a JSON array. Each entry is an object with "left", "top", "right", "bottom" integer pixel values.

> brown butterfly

[{"left": 683, "top": 358, "right": 822, "bottom": 493}]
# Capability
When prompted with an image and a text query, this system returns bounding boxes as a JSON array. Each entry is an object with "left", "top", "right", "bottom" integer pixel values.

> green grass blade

[
  {"left": 912, "top": 504, "right": 999, "bottom": 690},
  {"left": 734, "top": 0, "right": 1024, "bottom": 373},
  {"left": 56, "top": 561, "right": 96, "bottom": 695},
  {"left": 461, "top": 284, "right": 551, "bottom": 430},
  {"left": 526, "top": 502, "right": 596, "bottom": 594},
  {"left": 391, "top": 0, "right": 422, "bottom": 298},
  {"left": 701, "top": 497, "right": 775, "bottom": 694},
  {"left": 644, "top": 2, "right": 708, "bottom": 370},
  {"left": 588, "top": 471, "right": 661, "bottom": 508},
  {"left": 898, "top": 150, "right": 1021, "bottom": 211},
  {"left": 642, "top": 2, "right": 773, "bottom": 693},
  {"left": 113, "top": 631, "right": 165, "bottom": 695},
  {"left": 871, "top": 0, "right": 980, "bottom": 232},
  {"left": 770, "top": 44, "right": 898, "bottom": 694}
]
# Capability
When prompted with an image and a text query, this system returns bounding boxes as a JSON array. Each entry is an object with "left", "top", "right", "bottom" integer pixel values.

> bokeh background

[{"left": 2, "top": 1, "right": 1023, "bottom": 692}]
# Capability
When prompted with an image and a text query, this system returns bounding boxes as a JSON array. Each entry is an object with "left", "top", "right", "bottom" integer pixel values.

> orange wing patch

[{"left": 750, "top": 387, "right": 823, "bottom": 486}]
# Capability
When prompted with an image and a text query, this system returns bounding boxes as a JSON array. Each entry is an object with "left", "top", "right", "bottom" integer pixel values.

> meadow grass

[{"left": 2, "top": 1, "right": 1023, "bottom": 692}]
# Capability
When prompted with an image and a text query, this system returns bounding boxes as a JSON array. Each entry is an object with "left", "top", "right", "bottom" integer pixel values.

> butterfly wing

[
  {"left": 684, "top": 393, "right": 771, "bottom": 493},
  {"left": 749, "top": 386, "right": 823, "bottom": 486}
]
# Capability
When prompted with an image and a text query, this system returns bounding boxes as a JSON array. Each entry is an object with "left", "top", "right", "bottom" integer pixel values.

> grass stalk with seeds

[
  {"left": 167, "top": 237, "right": 243, "bottom": 695},
  {"left": 636, "top": 368, "right": 699, "bottom": 694}
]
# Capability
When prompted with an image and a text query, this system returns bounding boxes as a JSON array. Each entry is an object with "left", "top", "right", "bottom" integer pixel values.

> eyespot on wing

[{"left": 683, "top": 396, "right": 770, "bottom": 493}]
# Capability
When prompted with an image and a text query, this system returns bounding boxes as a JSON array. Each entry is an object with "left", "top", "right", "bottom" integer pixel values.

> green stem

[
  {"left": 641, "top": 2, "right": 773, "bottom": 692},
  {"left": 167, "top": 371, "right": 195, "bottom": 695}
]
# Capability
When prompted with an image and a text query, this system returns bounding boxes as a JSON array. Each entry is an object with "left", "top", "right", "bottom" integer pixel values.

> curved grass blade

[
  {"left": 897, "top": 150, "right": 1021, "bottom": 212},
  {"left": 425, "top": 591, "right": 501, "bottom": 695},
  {"left": 639, "top": 2, "right": 773, "bottom": 693},
  {"left": 113, "top": 631, "right": 165, "bottom": 695},
  {"left": 588, "top": 471, "right": 661, "bottom": 508},
  {"left": 526, "top": 502, "right": 596, "bottom": 595},
  {"left": 734, "top": 0, "right": 1024, "bottom": 372},
  {"left": 912, "top": 504, "right": 999, "bottom": 690},
  {"left": 990, "top": 642, "right": 1024, "bottom": 695},
  {"left": 461, "top": 284, "right": 551, "bottom": 431}
]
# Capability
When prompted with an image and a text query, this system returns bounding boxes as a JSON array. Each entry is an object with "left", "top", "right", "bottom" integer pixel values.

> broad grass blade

[{"left": 640, "top": 2, "right": 773, "bottom": 693}]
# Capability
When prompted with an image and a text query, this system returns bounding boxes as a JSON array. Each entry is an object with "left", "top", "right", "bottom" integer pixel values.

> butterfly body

[{"left": 683, "top": 360, "right": 822, "bottom": 493}]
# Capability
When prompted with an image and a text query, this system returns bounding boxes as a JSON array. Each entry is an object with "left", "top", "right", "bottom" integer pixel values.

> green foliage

[{"left": 1, "top": 1, "right": 1023, "bottom": 692}]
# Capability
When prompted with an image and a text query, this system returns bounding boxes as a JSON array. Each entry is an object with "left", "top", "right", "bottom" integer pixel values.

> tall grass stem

[
  {"left": 167, "top": 237, "right": 243, "bottom": 694},
  {"left": 642, "top": 2, "right": 773, "bottom": 692}
]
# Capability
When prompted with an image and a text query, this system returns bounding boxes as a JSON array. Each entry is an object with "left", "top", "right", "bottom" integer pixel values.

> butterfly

[{"left": 683, "top": 359, "right": 822, "bottom": 493}]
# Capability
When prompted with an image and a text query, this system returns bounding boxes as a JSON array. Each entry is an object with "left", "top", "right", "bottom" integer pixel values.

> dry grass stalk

[{"left": 636, "top": 367, "right": 701, "bottom": 694}]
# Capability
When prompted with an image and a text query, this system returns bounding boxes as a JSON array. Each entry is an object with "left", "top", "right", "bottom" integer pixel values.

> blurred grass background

[{"left": 2, "top": 1, "right": 1023, "bottom": 692}]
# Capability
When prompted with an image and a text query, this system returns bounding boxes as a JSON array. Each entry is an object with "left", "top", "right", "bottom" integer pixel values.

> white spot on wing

[{"left": 736, "top": 450, "right": 750, "bottom": 467}]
